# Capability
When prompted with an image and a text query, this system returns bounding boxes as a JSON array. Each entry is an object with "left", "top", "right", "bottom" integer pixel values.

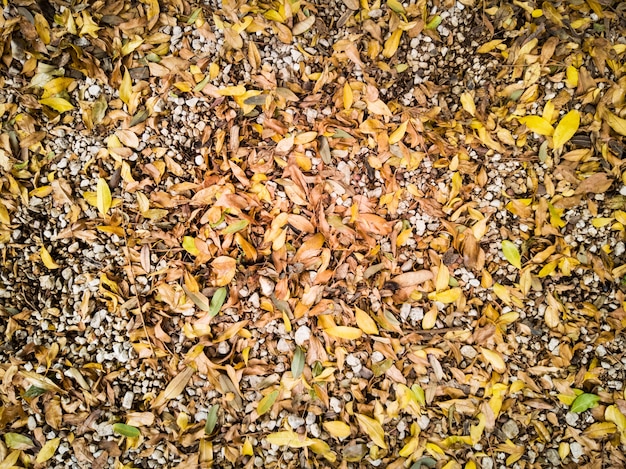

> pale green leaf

[
  {"left": 257, "top": 390, "right": 279, "bottom": 416},
  {"left": 570, "top": 393, "right": 600, "bottom": 413},
  {"left": 502, "top": 240, "right": 521, "bottom": 269},
  {"left": 113, "top": 423, "right": 140, "bottom": 438},
  {"left": 209, "top": 287, "right": 227, "bottom": 317}
]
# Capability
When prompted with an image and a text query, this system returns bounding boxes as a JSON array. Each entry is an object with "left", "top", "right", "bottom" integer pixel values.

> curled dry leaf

[
  {"left": 151, "top": 366, "right": 195, "bottom": 409},
  {"left": 391, "top": 270, "right": 433, "bottom": 289},
  {"left": 211, "top": 256, "right": 237, "bottom": 286}
]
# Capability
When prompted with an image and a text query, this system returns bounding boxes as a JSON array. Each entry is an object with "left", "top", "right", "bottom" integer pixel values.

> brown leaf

[
  {"left": 391, "top": 270, "right": 433, "bottom": 288},
  {"left": 151, "top": 366, "right": 195, "bottom": 408},
  {"left": 574, "top": 172, "right": 613, "bottom": 195}
]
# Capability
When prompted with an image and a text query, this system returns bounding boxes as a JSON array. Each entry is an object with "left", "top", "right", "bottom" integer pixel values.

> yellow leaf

[
  {"left": 387, "top": 0, "right": 406, "bottom": 14},
  {"left": 0, "top": 200, "right": 10, "bottom": 224},
  {"left": 355, "top": 414, "right": 387, "bottom": 449},
  {"left": 183, "top": 236, "right": 199, "bottom": 256},
  {"left": 266, "top": 431, "right": 313, "bottom": 448},
  {"left": 396, "top": 228, "right": 412, "bottom": 246},
  {"left": 217, "top": 85, "right": 246, "bottom": 96},
  {"left": 40, "top": 246, "right": 60, "bottom": 269},
  {"left": 30, "top": 185, "right": 53, "bottom": 198},
  {"left": 96, "top": 178, "right": 112, "bottom": 216},
  {"left": 565, "top": 65, "right": 578, "bottom": 88},
  {"left": 428, "top": 288, "right": 461, "bottom": 304},
  {"left": 435, "top": 263, "right": 450, "bottom": 291},
  {"left": 476, "top": 39, "right": 504, "bottom": 53},
  {"left": 601, "top": 107, "right": 626, "bottom": 136},
  {"left": 41, "top": 77, "right": 75, "bottom": 99},
  {"left": 343, "top": 82, "right": 353, "bottom": 110},
  {"left": 120, "top": 68, "right": 132, "bottom": 106},
  {"left": 325, "top": 326, "right": 362, "bottom": 340},
  {"left": 552, "top": 110, "right": 580, "bottom": 150},
  {"left": 36, "top": 438, "right": 60, "bottom": 463},
  {"left": 519, "top": 115, "right": 554, "bottom": 136},
  {"left": 583, "top": 422, "right": 617, "bottom": 439},
  {"left": 294, "top": 131, "right": 317, "bottom": 145},
  {"left": 34, "top": 13, "right": 51, "bottom": 44},
  {"left": 174, "top": 82, "right": 192, "bottom": 92},
  {"left": 79, "top": 10, "right": 101, "bottom": 38},
  {"left": 460, "top": 92, "right": 476, "bottom": 116},
  {"left": 309, "top": 438, "right": 336, "bottom": 462},
  {"left": 382, "top": 29, "right": 402, "bottom": 58},
  {"left": 242, "top": 439, "right": 253, "bottom": 456},
  {"left": 605, "top": 405, "right": 626, "bottom": 444},
  {"left": 355, "top": 307, "right": 378, "bottom": 335},
  {"left": 389, "top": 120, "right": 408, "bottom": 144},
  {"left": 322, "top": 421, "right": 351, "bottom": 439},
  {"left": 480, "top": 348, "right": 506, "bottom": 374},
  {"left": 592, "top": 217, "right": 613, "bottom": 228},
  {"left": 39, "top": 97, "right": 74, "bottom": 113}
]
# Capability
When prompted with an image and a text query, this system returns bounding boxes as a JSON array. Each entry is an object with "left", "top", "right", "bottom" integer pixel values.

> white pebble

[{"left": 294, "top": 326, "right": 311, "bottom": 345}]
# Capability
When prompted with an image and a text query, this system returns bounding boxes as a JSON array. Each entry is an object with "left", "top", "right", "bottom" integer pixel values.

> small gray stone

[
  {"left": 570, "top": 442, "right": 583, "bottom": 460},
  {"left": 501, "top": 419, "right": 519, "bottom": 439},
  {"left": 545, "top": 449, "right": 560, "bottom": 466},
  {"left": 460, "top": 345, "right": 477, "bottom": 359},
  {"left": 565, "top": 412, "right": 579, "bottom": 426},
  {"left": 287, "top": 415, "right": 305, "bottom": 430}
]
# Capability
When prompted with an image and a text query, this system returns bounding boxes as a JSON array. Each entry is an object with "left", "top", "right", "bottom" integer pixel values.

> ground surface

[{"left": 1, "top": 0, "right": 626, "bottom": 468}]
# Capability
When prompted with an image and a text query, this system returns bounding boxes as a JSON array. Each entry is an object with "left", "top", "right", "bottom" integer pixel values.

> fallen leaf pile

[{"left": 1, "top": 0, "right": 626, "bottom": 467}]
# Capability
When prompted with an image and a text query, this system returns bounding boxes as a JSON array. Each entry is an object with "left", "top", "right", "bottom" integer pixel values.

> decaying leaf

[{"left": 151, "top": 367, "right": 195, "bottom": 408}]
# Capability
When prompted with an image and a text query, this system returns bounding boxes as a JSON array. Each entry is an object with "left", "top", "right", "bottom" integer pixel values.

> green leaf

[
  {"left": 257, "top": 389, "right": 279, "bottom": 416},
  {"left": 205, "top": 404, "right": 219, "bottom": 435},
  {"left": 411, "top": 384, "right": 426, "bottom": 406},
  {"left": 4, "top": 433, "right": 35, "bottom": 450},
  {"left": 410, "top": 457, "right": 437, "bottom": 469},
  {"left": 502, "top": 240, "right": 521, "bottom": 269},
  {"left": 570, "top": 393, "right": 600, "bottom": 413},
  {"left": 186, "top": 8, "right": 202, "bottom": 24},
  {"left": 194, "top": 75, "right": 211, "bottom": 93},
  {"left": 222, "top": 219, "right": 249, "bottom": 234},
  {"left": 24, "top": 385, "right": 48, "bottom": 398},
  {"left": 113, "top": 423, "right": 141, "bottom": 438},
  {"left": 372, "top": 358, "right": 393, "bottom": 377},
  {"left": 209, "top": 287, "right": 227, "bottom": 317},
  {"left": 426, "top": 15, "right": 442, "bottom": 29},
  {"left": 129, "top": 109, "right": 149, "bottom": 127},
  {"left": 291, "top": 346, "right": 305, "bottom": 379},
  {"left": 244, "top": 94, "right": 269, "bottom": 106}
]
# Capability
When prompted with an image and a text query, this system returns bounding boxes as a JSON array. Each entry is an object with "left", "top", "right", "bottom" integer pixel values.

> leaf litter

[{"left": 1, "top": 0, "right": 626, "bottom": 468}]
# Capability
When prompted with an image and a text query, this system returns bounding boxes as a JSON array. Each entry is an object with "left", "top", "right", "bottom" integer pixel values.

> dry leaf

[
  {"left": 151, "top": 366, "right": 195, "bottom": 408},
  {"left": 211, "top": 256, "right": 237, "bottom": 286}
]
